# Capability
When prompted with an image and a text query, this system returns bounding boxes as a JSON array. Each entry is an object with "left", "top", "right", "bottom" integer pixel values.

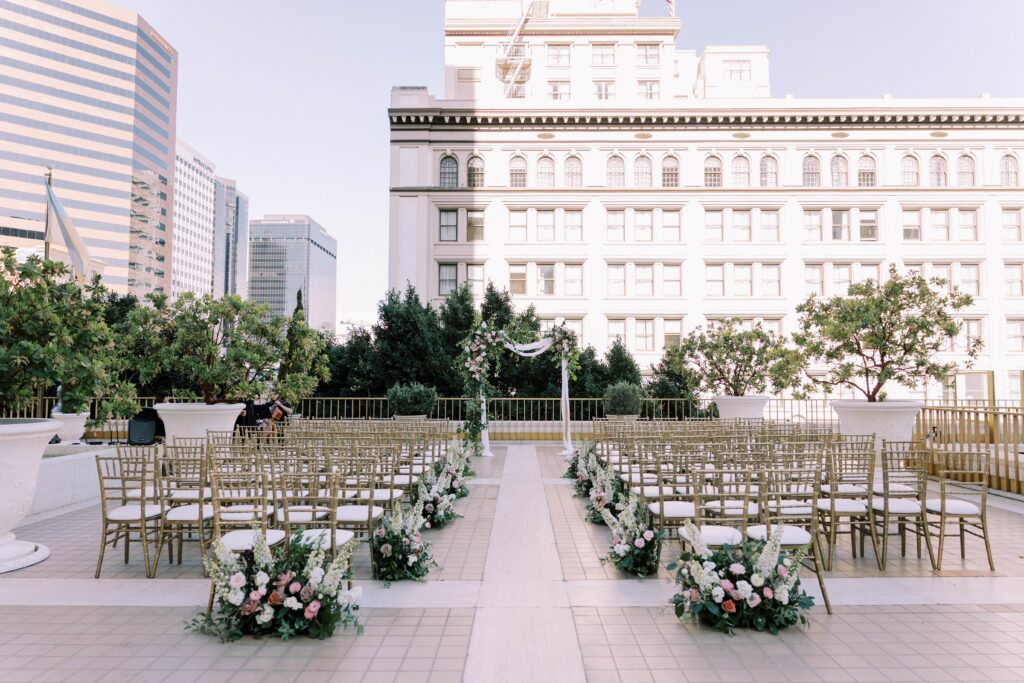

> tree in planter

[
  {"left": 792, "top": 265, "right": 981, "bottom": 401},
  {"left": 277, "top": 291, "right": 330, "bottom": 408},
  {"left": 387, "top": 383, "right": 438, "bottom": 417},
  {"left": 604, "top": 381, "right": 644, "bottom": 416},
  {"left": 605, "top": 338, "right": 642, "bottom": 386}
]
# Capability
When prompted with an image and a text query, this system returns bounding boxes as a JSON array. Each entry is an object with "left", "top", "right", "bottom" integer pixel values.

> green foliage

[
  {"left": 438, "top": 283, "right": 476, "bottom": 394},
  {"left": 386, "top": 382, "right": 438, "bottom": 416},
  {"left": 372, "top": 286, "right": 450, "bottom": 393},
  {"left": 371, "top": 501, "right": 436, "bottom": 583},
  {"left": 605, "top": 338, "right": 642, "bottom": 386},
  {"left": 670, "top": 317, "right": 796, "bottom": 397},
  {"left": 277, "top": 291, "right": 330, "bottom": 407},
  {"left": 792, "top": 265, "right": 980, "bottom": 401},
  {"left": 603, "top": 381, "right": 644, "bottom": 416},
  {"left": 0, "top": 249, "right": 118, "bottom": 416},
  {"left": 318, "top": 328, "right": 378, "bottom": 396}
]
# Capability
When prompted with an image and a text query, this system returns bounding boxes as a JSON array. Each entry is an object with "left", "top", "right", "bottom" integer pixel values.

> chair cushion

[
  {"left": 220, "top": 504, "right": 274, "bottom": 521},
  {"left": 355, "top": 489, "right": 404, "bottom": 502},
  {"left": 747, "top": 524, "right": 811, "bottom": 546},
  {"left": 621, "top": 473, "right": 659, "bottom": 485},
  {"left": 335, "top": 505, "right": 385, "bottom": 522},
  {"left": 299, "top": 528, "right": 356, "bottom": 547},
  {"left": 275, "top": 506, "right": 330, "bottom": 523},
  {"left": 871, "top": 497, "right": 923, "bottom": 514},
  {"left": 679, "top": 524, "right": 742, "bottom": 546},
  {"left": 220, "top": 529, "right": 286, "bottom": 552},
  {"left": 925, "top": 499, "right": 981, "bottom": 515},
  {"left": 647, "top": 501, "right": 695, "bottom": 518},
  {"left": 168, "top": 487, "right": 212, "bottom": 502},
  {"left": 815, "top": 498, "right": 868, "bottom": 514},
  {"left": 821, "top": 484, "right": 867, "bottom": 495},
  {"left": 702, "top": 500, "right": 760, "bottom": 517},
  {"left": 125, "top": 486, "right": 157, "bottom": 499},
  {"left": 107, "top": 504, "right": 163, "bottom": 521},
  {"left": 872, "top": 482, "right": 916, "bottom": 495},
  {"left": 165, "top": 503, "right": 214, "bottom": 522},
  {"left": 391, "top": 475, "right": 417, "bottom": 486},
  {"left": 631, "top": 485, "right": 676, "bottom": 498},
  {"left": 398, "top": 465, "right": 428, "bottom": 475}
]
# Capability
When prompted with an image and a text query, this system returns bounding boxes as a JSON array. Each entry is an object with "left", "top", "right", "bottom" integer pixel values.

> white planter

[
  {"left": 51, "top": 410, "right": 90, "bottom": 443},
  {"left": 712, "top": 395, "right": 769, "bottom": 420},
  {"left": 831, "top": 400, "right": 924, "bottom": 447},
  {"left": 154, "top": 402, "right": 245, "bottom": 441},
  {"left": 0, "top": 418, "right": 59, "bottom": 573}
]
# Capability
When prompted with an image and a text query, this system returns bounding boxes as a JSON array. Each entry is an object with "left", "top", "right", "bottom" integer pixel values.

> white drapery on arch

[{"left": 480, "top": 334, "right": 572, "bottom": 457}]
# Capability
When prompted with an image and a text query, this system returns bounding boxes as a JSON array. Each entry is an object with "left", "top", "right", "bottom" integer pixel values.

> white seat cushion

[
  {"left": 220, "top": 529, "right": 286, "bottom": 552},
  {"left": 276, "top": 506, "right": 330, "bottom": 523},
  {"left": 335, "top": 505, "right": 385, "bottom": 522},
  {"left": 621, "top": 473, "right": 658, "bottom": 485},
  {"left": 631, "top": 485, "right": 676, "bottom": 498},
  {"left": 355, "top": 489, "right": 404, "bottom": 502},
  {"left": 165, "top": 503, "right": 214, "bottom": 522},
  {"left": 821, "top": 484, "right": 867, "bottom": 495},
  {"left": 107, "top": 504, "right": 163, "bottom": 521},
  {"left": 871, "top": 497, "right": 923, "bottom": 514},
  {"left": 679, "top": 524, "right": 742, "bottom": 547},
  {"left": 815, "top": 498, "right": 868, "bottom": 514},
  {"left": 398, "top": 465, "right": 428, "bottom": 475},
  {"left": 125, "top": 486, "right": 157, "bottom": 499},
  {"left": 925, "top": 499, "right": 981, "bottom": 515},
  {"left": 747, "top": 524, "right": 811, "bottom": 546},
  {"left": 220, "top": 504, "right": 274, "bottom": 521},
  {"left": 647, "top": 501, "right": 695, "bottom": 518},
  {"left": 872, "top": 483, "right": 915, "bottom": 495},
  {"left": 168, "top": 487, "right": 212, "bottom": 502},
  {"left": 702, "top": 500, "right": 760, "bottom": 517},
  {"left": 299, "top": 528, "right": 356, "bottom": 547},
  {"left": 391, "top": 475, "right": 416, "bottom": 486}
]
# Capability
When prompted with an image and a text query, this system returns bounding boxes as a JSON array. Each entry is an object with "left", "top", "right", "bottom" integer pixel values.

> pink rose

[
  {"left": 249, "top": 590, "right": 262, "bottom": 602},
  {"left": 634, "top": 537, "right": 646, "bottom": 549},
  {"left": 763, "top": 587, "right": 774, "bottom": 600},
  {"left": 747, "top": 593, "right": 762, "bottom": 608},
  {"left": 777, "top": 565, "right": 788, "bottom": 579},
  {"left": 380, "top": 543, "right": 392, "bottom": 557},
  {"left": 303, "top": 600, "right": 321, "bottom": 620},
  {"left": 289, "top": 582, "right": 302, "bottom": 595},
  {"left": 228, "top": 572, "right": 246, "bottom": 589},
  {"left": 720, "top": 579, "right": 734, "bottom": 593}
]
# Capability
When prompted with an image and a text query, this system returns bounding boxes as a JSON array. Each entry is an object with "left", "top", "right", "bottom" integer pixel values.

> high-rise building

[
  {"left": 171, "top": 139, "right": 215, "bottom": 299},
  {"left": 212, "top": 177, "right": 249, "bottom": 299},
  {"left": 388, "top": 0, "right": 1024, "bottom": 400},
  {"left": 249, "top": 214, "right": 337, "bottom": 331},
  {"left": 0, "top": 0, "right": 177, "bottom": 295}
]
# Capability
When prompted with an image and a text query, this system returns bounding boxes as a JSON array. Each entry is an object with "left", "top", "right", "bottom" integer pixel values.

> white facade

[
  {"left": 171, "top": 140, "right": 216, "bottom": 299},
  {"left": 389, "top": 0, "right": 1024, "bottom": 399}
]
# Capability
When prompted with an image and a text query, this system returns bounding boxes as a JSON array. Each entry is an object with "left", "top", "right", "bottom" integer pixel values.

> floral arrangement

[
  {"left": 669, "top": 521, "right": 814, "bottom": 635},
  {"left": 417, "top": 468, "right": 459, "bottom": 529},
  {"left": 586, "top": 458, "right": 622, "bottom": 525},
  {"left": 434, "top": 441, "right": 474, "bottom": 498},
  {"left": 599, "top": 493, "right": 665, "bottom": 577},
  {"left": 564, "top": 442, "right": 597, "bottom": 498},
  {"left": 371, "top": 500, "right": 436, "bottom": 583},
  {"left": 189, "top": 532, "right": 362, "bottom": 642}
]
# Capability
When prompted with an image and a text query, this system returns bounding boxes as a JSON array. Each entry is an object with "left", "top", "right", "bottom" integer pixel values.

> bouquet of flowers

[
  {"left": 371, "top": 500, "right": 436, "bottom": 583},
  {"left": 565, "top": 442, "right": 597, "bottom": 499},
  {"left": 586, "top": 459, "right": 622, "bottom": 525},
  {"left": 417, "top": 467, "right": 459, "bottom": 529},
  {"left": 434, "top": 441, "right": 474, "bottom": 498},
  {"left": 669, "top": 521, "right": 815, "bottom": 635},
  {"left": 600, "top": 493, "right": 665, "bottom": 577},
  {"left": 189, "top": 532, "right": 362, "bottom": 642}
]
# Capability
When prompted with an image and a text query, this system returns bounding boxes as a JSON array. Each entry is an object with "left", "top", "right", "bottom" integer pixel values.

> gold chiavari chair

[
  {"left": 926, "top": 449, "right": 994, "bottom": 571},
  {"left": 649, "top": 450, "right": 697, "bottom": 541},
  {"left": 333, "top": 456, "right": 386, "bottom": 574},
  {"left": 95, "top": 452, "right": 162, "bottom": 578},
  {"left": 277, "top": 470, "right": 355, "bottom": 556},
  {"left": 681, "top": 468, "right": 754, "bottom": 549},
  {"left": 154, "top": 449, "right": 213, "bottom": 573},
  {"left": 816, "top": 440, "right": 880, "bottom": 570},
  {"left": 871, "top": 440, "right": 935, "bottom": 569},
  {"left": 209, "top": 469, "right": 285, "bottom": 552}
]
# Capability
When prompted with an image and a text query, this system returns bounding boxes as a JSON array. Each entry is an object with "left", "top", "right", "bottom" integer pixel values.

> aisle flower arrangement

[
  {"left": 371, "top": 500, "right": 436, "bottom": 582},
  {"left": 417, "top": 468, "right": 459, "bottom": 529},
  {"left": 189, "top": 533, "right": 362, "bottom": 642},
  {"left": 599, "top": 493, "right": 665, "bottom": 577},
  {"left": 434, "top": 441, "right": 474, "bottom": 498},
  {"left": 586, "top": 459, "right": 622, "bottom": 525},
  {"left": 668, "top": 521, "right": 815, "bottom": 635},
  {"left": 565, "top": 442, "right": 597, "bottom": 498}
]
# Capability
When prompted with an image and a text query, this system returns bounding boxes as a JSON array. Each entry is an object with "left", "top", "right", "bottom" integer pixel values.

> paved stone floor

[{"left": 4, "top": 442, "right": 1024, "bottom": 683}]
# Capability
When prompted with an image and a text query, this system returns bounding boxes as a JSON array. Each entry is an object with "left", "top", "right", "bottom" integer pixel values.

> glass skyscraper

[{"left": 212, "top": 176, "right": 249, "bottom": 299}]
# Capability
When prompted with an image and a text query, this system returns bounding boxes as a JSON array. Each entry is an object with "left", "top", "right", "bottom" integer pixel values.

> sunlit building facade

[{"left": 171, "top": 139, "right": 215, "bottom": 299}]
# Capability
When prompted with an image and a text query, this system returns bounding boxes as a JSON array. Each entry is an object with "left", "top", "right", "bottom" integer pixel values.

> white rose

[
  {"left": 736, "top": 581, "right": 753, "bottom": 600},
  {"left": 283, "top": 596, "right": 302, "bottom": 610},
  {"left": 729, "top": 563, "right": 746, "bottom": 576},
  {"left": 255, "top": 605, "right": 274, "bottom": 625},
  {"left": 309, "top": 567, "right": 325, "bottom": 587},
  {"left": 228, "top": 572, "right": 246, "bottom": 589},
  {"left": 255, "top": 571, "right": 270, "bottom": 587},
  {"left": 226, "top": 589, "right": 244, "bottom": 606},
  {"left": 711, "top": 587, "right": 724, "bottom": 603},
  {"left": 751, "top": 574, "right": 764, "bottom": 588}
]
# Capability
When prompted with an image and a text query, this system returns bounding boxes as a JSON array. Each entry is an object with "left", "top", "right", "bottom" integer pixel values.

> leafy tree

[
  {"left": 277, "top": 290, "right": 330, "bottom": 406},
  {"left": 319, "top": 328, "right": 378, "bottom": 396},
  {"left": 604, "top": 338, "right": 642, "bottom": 386},
  {"left": 646, "top": 353, "right": 699, "bottom": 417},
  {"left": 438, "top": 283, "right": 477, "bottom": 395},
  {"left": 567, "top": 346, "right": 608, "bottom": 397},
  {"left": 792, "top": 265, "right": 981, "bottom": 401},
  {"left": 480, "top": 283, "right": 516, "bottom": 331},
  {"left": 372, "top": 286, "right": 447, "bottom": 393}
]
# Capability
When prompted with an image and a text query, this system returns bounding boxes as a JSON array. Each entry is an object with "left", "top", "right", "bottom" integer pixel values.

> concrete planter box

[
  {"left": 0, "top": 418, "right": 60, "bottom": 573},
  {"left": 51, "top": 410, "right": 90, "bottom": 443},
  {"left": 155, "top": 402, "right": 245, "bottom": 441},
  {"left": 831, "top": 399, "right": 924, "bottom": 448}
]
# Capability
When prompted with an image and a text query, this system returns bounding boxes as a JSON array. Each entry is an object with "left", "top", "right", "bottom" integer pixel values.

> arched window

[
  {"left": 704, "top": 156, "right": 723, "bottom": 188},
  {"left": 467, "top": 155, "right": 484, "bottom": 188},
  {"left": 1001, "top": 154, "right": 1020, "bottom": 186},
  {"left": 509, "top": 155, "right": 527, "bottom": 188},
  {"left": 901, "top": 155, "right": 920, "bottom": 186},
  {"left": 634, "top": 155, "right": 653, "bottom": 188},
  {"left": 857, "top": 155, "right": 876, "bottom": 187},
  {"left": 957, "top": 155, "right": 975, "bottom": 187},
  {"left": 759, "top": 155, "right": 778, "bottom": 187},
  {"left": 607, "top": 155, "right": 625, "bottom": 188},
  {"left": 439, "top": 155, "right": 458, "bottom": 188},
  {"left": 565, "top": 155, "right": 583, "bottom": 188},
  {"left": 929, "top": 155, "right": 947, "bottom": 187},
  {"left": 802, "top": 155, "right": 821, "bottom": 187},
  {"left": 732, "top": 156, "right": 750, "bottom": 187},
  {"left": 537, "top": 155, "right": 555, "bottom": 188},
  {"left": 830, "top": 155, "right": 848, "bottom": 187},
  {"left": 662, "top": 156, "right": 679, "bottom": 188}
]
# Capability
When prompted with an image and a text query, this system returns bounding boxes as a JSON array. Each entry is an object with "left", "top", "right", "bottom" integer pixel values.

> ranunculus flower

[
  {"left": 634, "top": 538, "right": 645, "bottom": 549},
  {"left": 747, "top": 593, "right": 762, "bottom": 608},
  {"left": 763, "top": 587, "right": 774, "bottom": 600},
  {"left": 711, "top": 587, "right": 724, "bottom": 603},
  {"left": 228, "top": 572, "right": 246, "bottom": 589},
  {"left": 249, "top": 590, "right": 262, "bottom": 602},
  {"left": 720, "top": 579, "right": 734, "bottom": 593},
  {"left": 751, "top": 574, "right": 764, "bottom": 588},
  {"left": 289, "top": 582, "right": 302, "bottom": 595},
  {"left": 304, "top": 600, "right": 321, "bottom": 620},
  {"left": 722, "top": 600, "right": 736, "bottom": 614},
  {"left": 643, "top": 530, "right": 654, "bottom": 541}
]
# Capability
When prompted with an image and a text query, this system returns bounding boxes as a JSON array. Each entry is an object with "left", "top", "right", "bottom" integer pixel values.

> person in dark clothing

[{"left": 128, "top": 391, "right": 169, "bottom": 445}]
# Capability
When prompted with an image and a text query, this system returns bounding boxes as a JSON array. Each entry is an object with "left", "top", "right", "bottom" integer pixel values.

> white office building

[
  {"left": 171, "top": 139, "right": 216, "bottom": 299},
  {"left": 388, "top": 0, "right": 1024, "bottom": 399}
]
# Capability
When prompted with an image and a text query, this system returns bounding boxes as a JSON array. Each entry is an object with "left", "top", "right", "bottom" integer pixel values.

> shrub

[
  {"left": 604, "top": 381, "right": 644, "bottom": 416},
  {"left": 387, "top": 382, "right": 437, "bottom": 416}
]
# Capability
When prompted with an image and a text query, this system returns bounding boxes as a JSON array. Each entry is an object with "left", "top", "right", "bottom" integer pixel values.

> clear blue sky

[{"left": 121, "top": 0, "right": 1024, "bottom": 325}]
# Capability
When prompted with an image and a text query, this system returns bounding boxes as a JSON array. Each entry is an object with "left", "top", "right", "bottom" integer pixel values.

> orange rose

[
  {"left": 722, "top": 600, "right": 736, "bottom": 614},
  {"left": 267, "top": 590, "right": 284, "bottom": 606}
]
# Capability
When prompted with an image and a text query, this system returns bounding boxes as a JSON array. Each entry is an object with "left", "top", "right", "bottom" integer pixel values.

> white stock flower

[{"left": 776, "top": 587, "right": 790, "bottom": 605}]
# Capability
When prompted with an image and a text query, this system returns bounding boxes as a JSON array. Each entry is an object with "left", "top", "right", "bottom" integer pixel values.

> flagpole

[{"left": 43, "top": 168, "right": 52, "bottom": 261}]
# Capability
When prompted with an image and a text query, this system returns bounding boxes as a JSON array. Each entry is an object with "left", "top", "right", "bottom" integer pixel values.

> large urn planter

[
  {"left": 831, "top": 400, "right": 924, "bottom": 446},
  {"left": 712, "top": 395, "right": 768, "bottom": 420},
  {"left": 51, "top": 410, "right": 90, "bottom": 444},
  {"left": 154, "top": 402, "right": 246, "bottom": 442},
  {"left": 0, "top": 418, "right": 60, "bottom": 573}
]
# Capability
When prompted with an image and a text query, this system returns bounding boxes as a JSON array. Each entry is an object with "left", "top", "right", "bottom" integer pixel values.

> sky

[{"left": 119, "top": 0, "right": 1024, "bottom": 327}]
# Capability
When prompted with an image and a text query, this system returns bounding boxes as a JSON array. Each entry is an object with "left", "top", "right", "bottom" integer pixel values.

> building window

[
  {"left": 733, "top": 264, "right": 753, "bottom": 297},
  {"left": 565, "top": 210, "right": 583, "bottom": 242},
  {"left": 509, "top": 264, "right": 526, "bottom": 294},
  {"left": 506, "top": 84, "right": 525, "bottom": 99},
  {"left": 723, "top": 59, "right": 751, "bottom": 80},
  {"left": 662, "top": 156, "right": 679, "bottom": 188},
  {"left": 831, "top": 209, "right": 850, "bottom": 241},
  {"left": 957, "top": 155, "right": 976, "bottom": 187},
  {"left": 663, "top": 210, "right": 681, "bottom": 241},
  {"left": 958, "top": 318, "right": 983, "bottom": 352},
  {"left": 901, "top": 155, "right": 920, "bottom": 186},
  {"left": 468, "top": 156, "right": 484, "bottom": 188},
  {"left": 607, "top": 264, "right": 625, "bottom": 296},
  {"left": 759, "top": 156, "right": 778, "bottom": 188},
  {"left": 548, "top": 80, "right": 571, "bottom": 100},
  {"left": 594, "top": 80, "right": 615, "bottom": 100},
  {"left": 637, "top": 44, "right": 660, "bottom": 65},
  {"left": 732, "top": 156, "right": 750, "bottom": 187},
  {"left": 705, "top": 210, "right": 723, "bottom": 242},
  {"left": 706, "top": 264, "right": 725, "bottom": 296},
  {"left": 936, "top": 264, "right": 955, "bottom": 293},
  {"left": 733, "top": 210, "right": 751, "bottom": 242},
  {"left": 858, "top": 156, "right": 876, "bottom": 187},
  {"left": 565, "top": 156, "right": 583, "bottom": 187},
  {"left": 762, "top": 264, "right": 781, "bottom": 296},
  {"left": 929, "top": 210, "right": 950, "bottom": 241},
  {"left": 635, "top": 211, "right": 653, "bottom": 241},
  {"left": 467, "top": 210, "right": 484, "bottom": 241},
  {"left": 902, "top": 210, "right": 921, "bottom": 240},
  {"left": 803, "top": 156, "right": 821, "bottom": 187},
  {"left": 593, "top": 43, "right": 615, "bottom": 65},
  {"left": 635, "top": 264, "right": 654, "bottom": 296},
  {"left": 536, "top": 264, "right": 555, "bottom": 295},
  {"left": 830, "top": 155, "right": 848, "bottom": 187},
  {"left": 805, "top": 265, "right": 824, "bottom": 296},
  {"left": 664, "top": 319, "right": 682, "bottom": 348},
  {"left": 804, "top": 210, "right": 822, "bottom": 241},
  {"left": 1001, "top": 155, "right": 1020, "bottom": 186},
  {"left": 859, "top": 263, "right": 881, "bottom": 284},
  {"left": 929, "top": 155, "right": 948, "bottom": 187},
  {"left": 440, "top": 155, "right": 458, "bottom": 188},
  {"left": 1006, "top": 264, "right": 1023, "bottom": 297},
  {"left": 1009, "top": 322, "right": 1024, "bottom": 352},
  {"left": 1004, "top": 210, "right": 1022, "bottom": 241},
  {"left": 637, "top": 80, "right": 660, "bottom": 100},
  {"left": 607, "top": 210, "right": 625, "bottom": 241},
  {"left": 761, "top": 211, "right": 779, "bottom": 242},
  {"left": 509, "top": 210, "right": 527, "bottom": 241},
  {"left": 510, "top": 156, "right": 527, "bottom": 187},
  {"left": 440, "top": 209, "right": 458, "bottom": 241},
  {"left": 608, "top": 319, "right": 625, "bottom": 345},
  {"left": 607, "top": 155, "right": 625, "bottom": 188},
  {"left": 859, "top": 210, "right": 878, "bottom": 241},
  {"left": 537, "top": 210, "right": 555, "bottom": 241},
  {"left": 704, "top": 156, "right": 723, "bottom": 188},
  {"left": 959, "top": 209, "right": 978, "bottom": 241},
  {"left": 635, "top": 319, "right": 654, "bottom": 352},
  {"left": 467, "top": 264, "right": 484, "bottom": 297},
  {"left": 833, "top": 264, "right": 852, "bottom": 295},
  {"left": 439, "top": 263, "right": 457, "bottom": 295},
  {"left": 633, "top": 156, "right": 653, "bottom": 188},
  {"left": 547, "top": 44, "right": 570, "bottom": 66},
  {"left": 664, "top": 264, "right": 682, "bottom": 296},
  {"left": 537, "top": 156, "right": 555, "bottom": 188},
  {"left": 564, "top": 264, "right": 583, "bottom": 296},
  {"left": 961, "top": 263, "right": 981, "bottom": 296}
]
